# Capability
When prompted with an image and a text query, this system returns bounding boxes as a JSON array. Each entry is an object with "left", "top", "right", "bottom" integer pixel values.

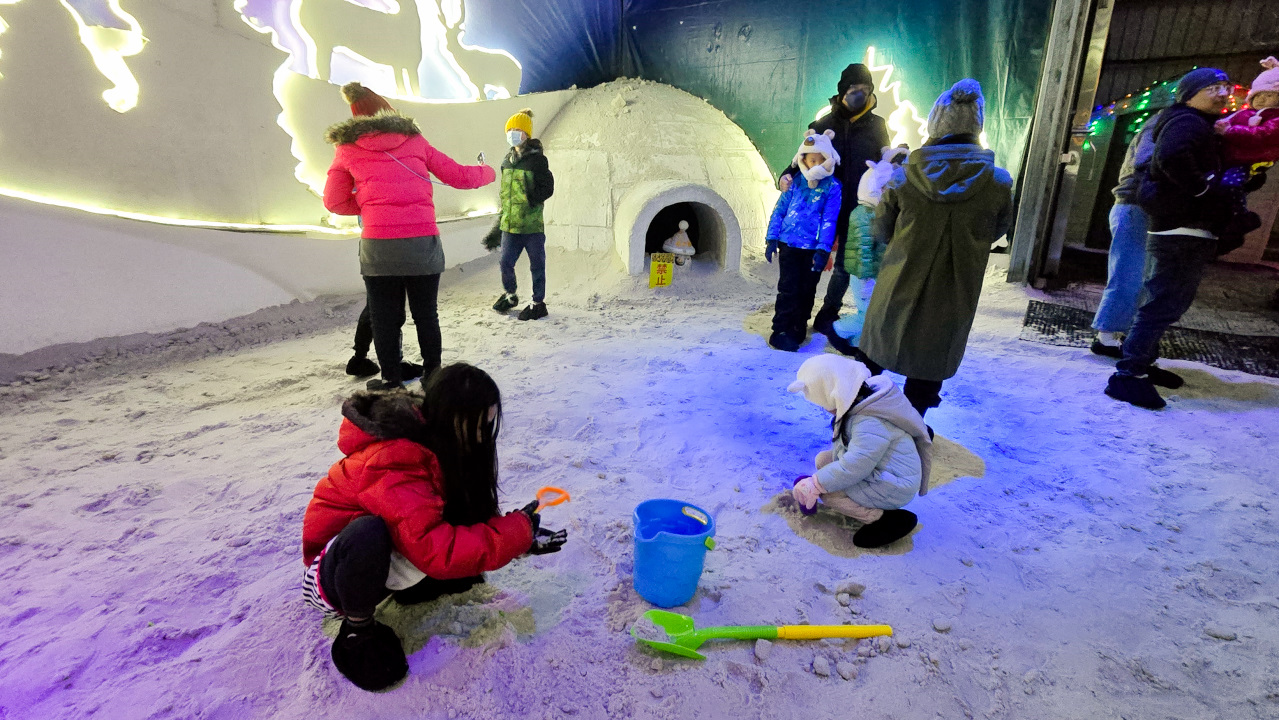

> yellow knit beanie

[{"left": 505, "top": 108, "right": 534, "bottom": 136}]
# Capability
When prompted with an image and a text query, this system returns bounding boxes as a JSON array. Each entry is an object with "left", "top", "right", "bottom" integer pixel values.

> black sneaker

[
  {"left": 345, "top": 355, "right": 380, "bottom": 378},
  {"left": 768, "top": 331, "right": 800, "bottom": 352},
  {"left": 330, "top": 619, "right": 408, "bottom": 692},
  {"left": 1090, "top": 339, "right": 1123, "bottom": 358},
  {"left": 1105, "top": 373, "right": 1166, "bottom": 409},
  {"left": 399, "top": 362, "right": 423, "bottom": 381},
  {"left": 492, "top": 292, "right": 519, "bottom": 313},
  {"left": 1145, "top": 365, "right": 1184, "bottom": 389},
  {"left": 853, "top": 509, "right": 918, "bottom": 548},
  {"left": 518, "top": 302, "right": 548, "bottom": 321}
]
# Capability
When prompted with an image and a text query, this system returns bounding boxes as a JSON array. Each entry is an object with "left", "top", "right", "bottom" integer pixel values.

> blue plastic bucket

[{"left": 633, "top": 499, "right": 716, "bottom": 608}]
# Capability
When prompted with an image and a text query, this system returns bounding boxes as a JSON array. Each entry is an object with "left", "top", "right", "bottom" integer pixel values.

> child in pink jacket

[
  {"left": 1217, "top": 57, "right": 1279, "bottom": 169},
  {"left": 324, "top": 83, "right": 495, "bottom": 391}
]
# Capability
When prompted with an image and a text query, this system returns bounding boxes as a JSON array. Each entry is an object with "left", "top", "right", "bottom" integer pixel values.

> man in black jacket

[
  {"left": 780, "top": 64, "right": 889, "bottom": 354},
  {"left": 1105, "top": 68, "right": 1235, "bottom": 409}
]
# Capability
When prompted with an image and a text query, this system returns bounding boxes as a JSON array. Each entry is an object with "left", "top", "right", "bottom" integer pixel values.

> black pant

[
  {"left": 364, "top": 274, "right": 441, "bottom": 383},
  {"left": 318, "top": 515, "right": 394, "bottom": 619},
  {"left": 317, "top": 516, "right": 484, "bottom": 618},
  {"left": 772, "top": 245, "right": 823, "bottom": 336},
  {"left": 857, "top": 353, "right": 943, "bottom": 418},
  {"left": 814, "top": 235, "right": 850, "bottom": 326},
  {"left": 353, "top": 304, "right": 373, "bottom": 358}
]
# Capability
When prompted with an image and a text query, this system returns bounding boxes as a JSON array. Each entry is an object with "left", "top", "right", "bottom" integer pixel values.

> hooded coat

[
  {"left": 323, "top": 113, "right": 496, "bottom": 239},
  {"left": 301, "top": 392, "right": 533, "bottom": 579},
  {"left": 860, "top": 139, "right": 1013, "bottom": 381},
  {"left": 787, "top": 355, "right": 933, "bottom": 510}
]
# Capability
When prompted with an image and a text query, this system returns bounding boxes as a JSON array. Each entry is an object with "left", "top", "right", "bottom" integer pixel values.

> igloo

[{"left": 539, "top": 80, "right": 777, "bottom": 275}]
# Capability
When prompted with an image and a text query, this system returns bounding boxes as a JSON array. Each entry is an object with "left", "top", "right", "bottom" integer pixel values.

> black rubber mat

[{"left": 1019, "top": 300, "right": 1279, "bottom": 378}]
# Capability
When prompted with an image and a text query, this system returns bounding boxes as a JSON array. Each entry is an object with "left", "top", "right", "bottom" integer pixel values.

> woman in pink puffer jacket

[{"left": 324, "top": 83, "right": 496, "bottom": 390}]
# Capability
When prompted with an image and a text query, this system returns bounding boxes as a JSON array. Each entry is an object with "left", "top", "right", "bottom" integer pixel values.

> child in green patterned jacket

[
  {"left": 486, "top": 108, "right": 556, "bottom": 321},
  {"left": 833, "top": 145, "right": 908, "bottom": 343}
]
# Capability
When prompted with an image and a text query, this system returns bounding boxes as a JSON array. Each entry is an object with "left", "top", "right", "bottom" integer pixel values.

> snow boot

[
  {"left": 852, "top": 509, "right": 918, "bottom": 549},
  {"left": 1105, "top": 373, "right": 1166, "bottom": 409},
  {"left": 400, "top": 362, "right": 423, "bottom": 381},
  {"left": 1089, "top": 338, "right": 1123, "bottom": 358},
  {"left": 492, "top": 292, "right": 519, "bottom": 313},
  {"left": 345, "top": 355, "right": 380, "bottom": 378},
  {"left": 768, "top": 331, "right": 801, "bottom": 352},
  {"left": 392, "top": 575, "right": 484, "bottom": 606},
  {"left": 518, "top": 302, "right": 548, "bottom": 321},
  {"left": 825, "top": 330, "right": 859, "bottom": 356},
  {"left": 1145, "top": 365, "right": 1184, "bottom": 389},
  {"left": 366, "top": 378, "right": 403, "bottom": 391},
  {"left": 331, "top": 619, "right": 407, "bottom": 692}
]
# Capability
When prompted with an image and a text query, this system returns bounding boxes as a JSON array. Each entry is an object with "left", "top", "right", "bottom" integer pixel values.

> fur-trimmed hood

[
  {"left": 339, "top": 390, "right": 426, "bottom": 451},
  {"left": 325, "top": 112, "right": 422, "bottom": 145}
]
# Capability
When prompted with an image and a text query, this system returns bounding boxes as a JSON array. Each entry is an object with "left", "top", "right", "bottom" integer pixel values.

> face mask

[
  {"left": 843, "top": 90, "right": 868, "bottom": 114},
  {"left": 506, "top": 130, "right": 525, "bottom": 147}
]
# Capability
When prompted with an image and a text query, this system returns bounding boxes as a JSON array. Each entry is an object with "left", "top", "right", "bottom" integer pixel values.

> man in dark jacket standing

[
  {"left": 1106, "top": 68, "right": 1234, "bottom": 409},
  {"left": 781, "top": 64, "right": 889, "bottom": 353}
]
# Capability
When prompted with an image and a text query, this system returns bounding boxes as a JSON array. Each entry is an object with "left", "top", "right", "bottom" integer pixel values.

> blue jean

[
  {"left": 1116, "top": 233, "right": 1217, "bottom": 376},
  {"left": 1092, "top": 203, "right": 1150, "bottom": 333},
  {"left": 499, "top": 231, "right": 546, "bottom": 303}
]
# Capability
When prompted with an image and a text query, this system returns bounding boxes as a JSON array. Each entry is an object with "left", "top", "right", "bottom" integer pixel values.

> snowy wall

[{"left": 0, "top": 195, "right": 498, "bottom": 356}]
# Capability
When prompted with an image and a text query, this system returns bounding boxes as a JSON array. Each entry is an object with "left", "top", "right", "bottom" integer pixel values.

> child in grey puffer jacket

[{"left": 787, "top": 354, "right": 933, "bottom": 548}]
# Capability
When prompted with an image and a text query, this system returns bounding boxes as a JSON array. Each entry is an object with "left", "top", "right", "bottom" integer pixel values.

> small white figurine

[{"left": 662, "top": 220, "right": 696, "bottom": 265}]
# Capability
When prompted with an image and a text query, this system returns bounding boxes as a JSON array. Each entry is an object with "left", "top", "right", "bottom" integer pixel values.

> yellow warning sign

[{"left": 649, "top": 253, "right": 674, "bottom": 288}]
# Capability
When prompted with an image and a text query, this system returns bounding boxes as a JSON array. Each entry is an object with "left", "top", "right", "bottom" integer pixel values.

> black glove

[
  {"left": 482, "top": 223, "right": 503, "bottom": 252},
  {"left": 528, "top": 526, "right": 567, "bottom": 555},
  {"left": 765, "top": 238, "right": 778, "bottom": 263},
  {"left": 1244, "top": 168, "right": 1267, "bottom": 193},
  {"left": 518, "top": 499, "right": 541, "bottom": 533},
  {"left": 811, "top": 250, "right": 830, "bottom": 273}
]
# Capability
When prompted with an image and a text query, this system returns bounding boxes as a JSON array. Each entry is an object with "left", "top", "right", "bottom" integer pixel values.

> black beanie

[{"left": 838, "top": 64, "right": 874, "bottom": 96}]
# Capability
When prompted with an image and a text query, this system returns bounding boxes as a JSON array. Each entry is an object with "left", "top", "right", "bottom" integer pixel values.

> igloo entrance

[
  {"left": 615, "top": 181, "right": 741, "bottom": 275},
  {"left": 642, "top": 201, "right": 728, "bottom": 267}
]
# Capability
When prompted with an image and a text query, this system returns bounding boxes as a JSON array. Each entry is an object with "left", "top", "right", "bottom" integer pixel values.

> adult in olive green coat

[{"left": 857, "top": 79, "right": 1013, "bottom": 416}]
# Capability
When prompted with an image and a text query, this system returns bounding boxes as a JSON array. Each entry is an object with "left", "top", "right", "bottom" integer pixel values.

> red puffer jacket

[
  {"left": 302, "top": 392, "right": 532, "bottom": 578},
  {"left": 323, "top": 113, "right": 496, "bottom": 239},
  {"left": 1219, "top": 107, "right": 1279, "bottom": 167}
]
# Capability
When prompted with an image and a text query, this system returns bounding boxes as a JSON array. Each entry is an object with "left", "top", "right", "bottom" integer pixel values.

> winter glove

[
  {"left": 1217, "top": 166, "right": 1250, "bottom": 190},
  {"left": 811, "top": 250, "right": 830, "bottom": 273},
  {"left": 518, "top": 499, "right": 542, "bottom": 533},
  {"left": 765, "top": 238, "right": 779, "bottom": 263},
  {"left": 528, "top": 526, "right": 568, "bottom": 555},
  {"left": 482, "top": 223, "right": 503, "bottom": 252}
]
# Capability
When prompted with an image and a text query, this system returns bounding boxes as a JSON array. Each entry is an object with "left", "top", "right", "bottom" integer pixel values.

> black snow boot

[
  {"left": 330, "top": 619, "right": 408, "bottom": 692},
  {"left": 768, "top": 331, "right": 800, "bottom": 352},
  {"left": 852, "top": 509, "right": 918, "bottom": 549},
  {"left": 346, "top": 355, "right": 380, "bottom": 378},
  {"left": 1105, "top": 373, "right": 1166, "bottom": 409},
  {"left": 825, "top": 331, "right": 858, "bottom": 356},
  {"left": 400, "top": 362, "right": 424, "bottom": 381},
  {"left": 1089, "top": 338, "right": 1123, "bottom": 358},
  {"left": 492, "top": 292, "right": 519, "bottom": 313},
  {"left": 518, "top": 302, "right": 548, "bottom": 321},
  {"left": 392, "top": 575, "right": 485, "bottom": 606},
  {"left": 1145, "top": 365, "right": 1184, "bottom": 389}
]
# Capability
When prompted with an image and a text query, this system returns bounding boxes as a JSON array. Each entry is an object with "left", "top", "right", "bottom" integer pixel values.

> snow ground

[{"left": 1, "top": 249, "right": 1277, "bottom": 720}]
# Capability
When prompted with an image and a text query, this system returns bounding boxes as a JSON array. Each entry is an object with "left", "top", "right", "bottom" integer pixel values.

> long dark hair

[{"left": 417, "top": 363, "right": 502, "bottom": 525}]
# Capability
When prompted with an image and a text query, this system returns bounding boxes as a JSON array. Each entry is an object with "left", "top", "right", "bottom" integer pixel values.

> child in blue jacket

[{"left": 765, "top": 129, "right": 842, "bottom": 351}]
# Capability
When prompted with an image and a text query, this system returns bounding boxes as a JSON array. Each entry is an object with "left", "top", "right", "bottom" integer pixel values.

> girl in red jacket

[
  {"left": 301, "top": 363, "right": 567, "bottom": 691},
  {"left": 324, "top": 83, "right": 497, "bottom": 391}
]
